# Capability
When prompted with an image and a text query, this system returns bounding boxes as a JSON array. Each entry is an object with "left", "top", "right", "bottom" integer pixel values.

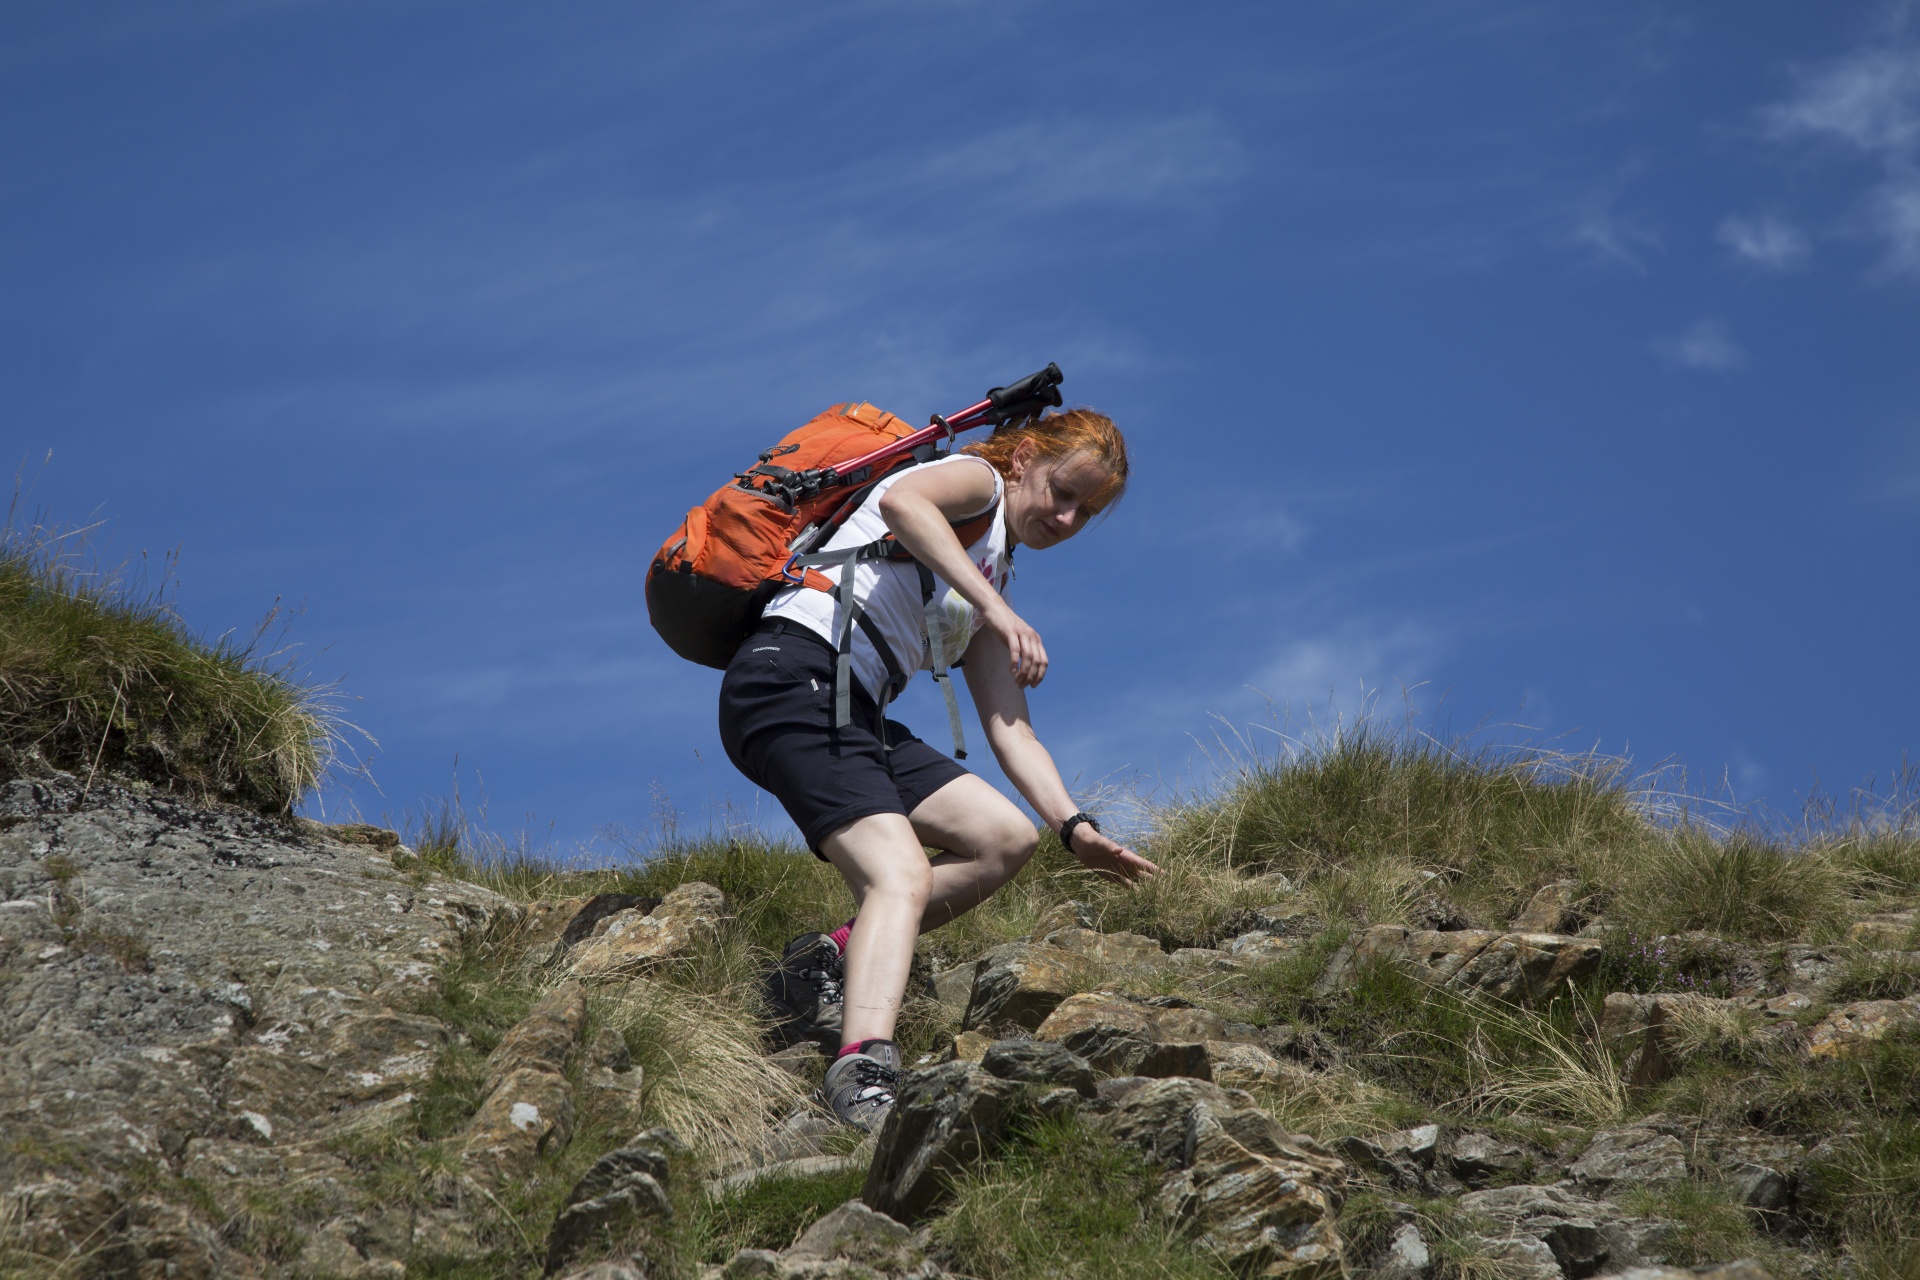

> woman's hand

[
  {"left": 1068, "top": 825, "right": 1160, "bottom": 884},
  {"left": 985, "top": 602, "right": 1049, "bottom": 688}
]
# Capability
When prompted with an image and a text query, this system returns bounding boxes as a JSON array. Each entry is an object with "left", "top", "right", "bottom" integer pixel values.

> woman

[{"left": 717, "top": 407, "right": 1159, "bottom": 1130}]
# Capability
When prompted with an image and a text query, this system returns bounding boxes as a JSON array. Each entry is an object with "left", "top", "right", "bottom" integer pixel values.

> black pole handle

[
  {"left": 985, "top": 362, "right": 1064, "bottom": 423},
  {"left": 990, "top": 362, "right": 1067, "bottom": 412}
]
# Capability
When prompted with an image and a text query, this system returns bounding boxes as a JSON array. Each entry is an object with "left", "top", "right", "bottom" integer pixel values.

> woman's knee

[
  {"left": 991, "top": 815, "right": 1040, "bottom": 873},
  {"left": 867, "top": 855, "right": 934, "bottom": 908}
]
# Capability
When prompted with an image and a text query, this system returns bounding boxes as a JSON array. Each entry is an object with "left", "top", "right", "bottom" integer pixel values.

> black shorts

[{"left": 717, "top": 619, "right": 969, "bottom": 856}]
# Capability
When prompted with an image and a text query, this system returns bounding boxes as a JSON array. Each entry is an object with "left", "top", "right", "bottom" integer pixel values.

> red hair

[{"left": 962, "top": 408, "right": 1129, "bottom": 516}]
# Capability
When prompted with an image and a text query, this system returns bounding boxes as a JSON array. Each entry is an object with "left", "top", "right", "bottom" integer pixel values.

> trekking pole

[{"left": 825, "top": 362, "right": 1063, "bottom": 483}]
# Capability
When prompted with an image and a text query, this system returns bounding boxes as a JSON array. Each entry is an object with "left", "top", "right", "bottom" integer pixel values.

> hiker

[{"left": 716, "top": 407, "right": 1159, "bottom": 1130}]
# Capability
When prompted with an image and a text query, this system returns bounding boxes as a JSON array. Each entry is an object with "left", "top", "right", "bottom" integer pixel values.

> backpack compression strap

[{"left": 784, "top": 522, "right": 987, "bottom": 760}]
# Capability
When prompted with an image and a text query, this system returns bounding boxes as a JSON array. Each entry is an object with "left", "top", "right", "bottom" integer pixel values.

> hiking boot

[
  {"left": 823, "top": 1039, "right": 902, "bottom": 1132},
  {"left": 764, "top": 932, "right": 844, "bottom": 1039}
]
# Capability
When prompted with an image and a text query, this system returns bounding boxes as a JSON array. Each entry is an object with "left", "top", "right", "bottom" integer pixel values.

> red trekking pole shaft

[
  {"left": 830, "top": 399, "right": 994, "bottom": 476},
  {"left": 829, "top": 362, "right": 1064, "bottom": 479}
]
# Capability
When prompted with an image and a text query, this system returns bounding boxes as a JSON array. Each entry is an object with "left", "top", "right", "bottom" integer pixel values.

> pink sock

[
  {"left": 828, "top": 917, "right": 856, "bottom": 955},
  {"left": 836, "top": 1041, "right": 865, "bottom": 1060}
]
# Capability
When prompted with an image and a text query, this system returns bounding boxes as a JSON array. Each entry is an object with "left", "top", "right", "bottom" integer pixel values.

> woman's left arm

[{"left": 963, "top": 626, "right": 1159, "bottom": 884}]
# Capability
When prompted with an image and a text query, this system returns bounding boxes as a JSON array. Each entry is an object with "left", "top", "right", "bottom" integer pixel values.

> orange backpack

[
  {"left": 646, "top": 401, "right": 991, "bottom": 667},
  {"left": 647, "top": 367, "right": 1063, "bottom": 756}
]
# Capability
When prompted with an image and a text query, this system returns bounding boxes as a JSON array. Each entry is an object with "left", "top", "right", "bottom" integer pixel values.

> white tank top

[{"left": 762, "top": 454, "right": 1013, "bottom": 701}]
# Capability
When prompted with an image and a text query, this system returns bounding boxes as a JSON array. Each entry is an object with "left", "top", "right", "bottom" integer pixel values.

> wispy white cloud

[
  {"left": 1655, "top": 319, "right": 1746, "bottom": 371},
  {"left": 1243, "top": 620, "right": 1437, "bottom": 714},
  {"left": 1570, "top": 188, "right": 1662, "bottom": 271},
  {"left": 1762, "top": 22, "right": 1920, "bottom": 277},
  {"left": 920, "top": 115, "right": 1242, "bottom": 209},
  {"left": 1716, "top": 213, "right": 1810, "bottom": 270}
]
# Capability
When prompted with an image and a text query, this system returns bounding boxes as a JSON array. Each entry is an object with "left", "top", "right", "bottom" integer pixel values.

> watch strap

[{"left": 1059, "top": 811, "right": 1101, "bottom": 850}]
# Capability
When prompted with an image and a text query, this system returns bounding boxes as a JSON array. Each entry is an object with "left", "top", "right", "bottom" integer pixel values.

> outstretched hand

[
  {"left": 986, "top": 604, "right": 1049, "bottom": 689},
  {"left": 1068, "top": 826, "right": 1160, "bottom": 884}
]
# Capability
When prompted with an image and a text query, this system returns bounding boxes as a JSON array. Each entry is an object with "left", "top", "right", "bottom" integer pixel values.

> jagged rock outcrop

[
  {"left": 862, "top": 1061, "right": 1025, "bottom": 1222},
  {"left": 568, "top": 881, "right": 727, "bottom": 977},
  {"left": 716, "top": 1199, "right": 946, "bottom": 1279},
  {"left": 1805, "top": 995, "right": 1920, "bottom": 1058},
  {"left": 1033, "top": 991, "right": 1226, "bottom": 1076},
  {"left": 545, "top": 1128, "right": 685, "bottom": 1277},
  {"left": 1314, "top": 925, "right": 1603, "bottom": 1004},
  {"left": 957, "top": 940, "right": 1080, "bottom": 1030},
  {"left": 1098, "top": 1076, "right": 1347, "bottom": 1278},
  {"left": 1453, "top": 1184, "right": 1669, "bottom": 1279},
  {"left": 0, "top": 773, "right": 513, "bottom": 1276},
  {"left": 1567, "top": 1124, "right": 1689, "bottom": 1192}
]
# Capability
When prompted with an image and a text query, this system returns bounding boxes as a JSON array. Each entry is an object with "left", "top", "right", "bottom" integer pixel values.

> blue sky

[{"left": 5, "top": 2, "right": 1917, "bottom": 855}]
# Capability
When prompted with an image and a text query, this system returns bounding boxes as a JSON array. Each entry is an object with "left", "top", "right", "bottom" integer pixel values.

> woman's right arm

[
  {"left": 963, "top": 626, "right": 1159, "bottom": 884},
  {"left": 877, "top": 461, "right": 1049, "bottom": 688}
]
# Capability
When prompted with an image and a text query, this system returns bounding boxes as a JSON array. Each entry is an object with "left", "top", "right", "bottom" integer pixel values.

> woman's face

[{"left": 1004, "top": 444, "right": 1116, "bottom": 549}]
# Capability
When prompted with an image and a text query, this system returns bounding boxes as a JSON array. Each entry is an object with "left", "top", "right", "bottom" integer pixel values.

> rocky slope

[
  {"left": 5, "top": 771, "right": 1916, "bottom": 1279},
  {"left": 0, "top": 772, "right": 515, "bottom": 1276}
]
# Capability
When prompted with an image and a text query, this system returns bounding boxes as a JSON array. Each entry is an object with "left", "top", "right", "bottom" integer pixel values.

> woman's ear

[{"left": 1007, "top": 436, "right": 1040, "bottom": 481}]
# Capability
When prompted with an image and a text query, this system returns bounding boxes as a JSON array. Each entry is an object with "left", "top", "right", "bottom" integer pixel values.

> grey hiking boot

[
  {"left": 823, "top": 1039, "right": 901, "bottom": 1132},
  {"left": 764, "top": 933, "right": 844, "bottom": 1045}
]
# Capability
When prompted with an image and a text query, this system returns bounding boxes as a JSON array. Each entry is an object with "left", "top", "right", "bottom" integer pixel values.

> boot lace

[{"left": 842, "top": 1054, "right": 898, "bottom": 1103}]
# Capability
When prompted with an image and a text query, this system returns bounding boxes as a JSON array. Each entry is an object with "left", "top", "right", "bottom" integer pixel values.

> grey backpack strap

[
  {"left": 787, "top": 538, "right": 899, "bottom": 732},
  {"left": 915, "top": 563, "right": 967, "bottom": 759}
]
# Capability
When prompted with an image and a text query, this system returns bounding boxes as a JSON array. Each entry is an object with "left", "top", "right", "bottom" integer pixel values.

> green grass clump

[
  {"left": 1149, "top": 725, "right": 1643, "bottom": 924},
  {"left": 1826, "top": 949, "right": 1920, "bottom": 1003},
  {"left": 691, "top": 1164, "right": 868, "bottom": 1262},
  {"left": 1616, "top": 1182, "right": 1761, "bottom": 1265},
  {"left": 0, "top": 523, "right": 333, "bottom": 813},
  {"left": 1603, "top": 831, "right": 1849, "bottom": 942},
  {"left": 932, "top": 1116, "right": 1232, "bottom": 1280}
]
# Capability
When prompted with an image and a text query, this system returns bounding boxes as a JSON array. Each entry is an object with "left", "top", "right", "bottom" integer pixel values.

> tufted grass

[
  {"left": 0, "top": 519, "right": 338, "bottom": 814},
  {"left": 931, "top": 1115, "right": 1232, "bottom": 1280},
  {"left": 688, "top": 1163, "right": 868, "bottom": 1263}
]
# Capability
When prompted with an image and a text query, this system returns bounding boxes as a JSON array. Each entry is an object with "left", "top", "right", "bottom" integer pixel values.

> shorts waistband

[{"left": 750, "top": 616, "right": 837, "bottom": 659}]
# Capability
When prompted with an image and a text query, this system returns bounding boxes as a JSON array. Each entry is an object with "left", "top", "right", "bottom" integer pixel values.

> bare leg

[
  {"left": 909, "top": 774, "right": 1041, "bottom": 931},
  {"left": 819, "top": 812, "right": 932, "bottom": 1049},
  {"left": 820, "top": 779, "right": 1039, "bottom": 1046}
]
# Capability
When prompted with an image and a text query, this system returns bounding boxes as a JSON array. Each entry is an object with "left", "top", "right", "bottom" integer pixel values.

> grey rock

[
  {"left": 1605, "top": 1263, "right": 1771, "bottom": 1280},
  {"left": 863, "top": 1061, "right": 1024, "bottom": 1222},
  {"left": 785, "top": 1199, "right": 911, "bottom": 1263},
  {"left": 1511, "top": 881, "right": 1582, "bottom": 934},
  {"left": 556, "top": 1261, "right": 650, "bottom": 1280},
  {"left": 979, "top": 1039, "right": 1098, "bottom": 1096},
  {"left": 723, "top": 1249, "right": 782, "bottom": 1278},
  {"left": 0, "top": 781, "right": 511, "bottom": 1275},
  {"left": 1337, "top": 1135, "right": 1422, "bottom": 1190},
  {"left": 1387, "top": 1123, "right": 1440, "bottom": 1165},
  {"left": 1030, "top": 990, "right": 1226, "bottom": 1076},
  {"left": 1377, "top": 1221, "right": 1432, "bottom": 1280},
  {"left": 961, "top": 941, "right": 1080, "bottom": 1031},
  {"left": 589, "top": 1024, "right": 635, "bottom": 1073},
  {"left": 1034, "top": 1085, "right": 1088, "bottom": 1118},
  {"left": 1170, "top": 946, "right": 1237, "bottom": 971},
  {"left": 544, "top": 1131, "right": 683, "bottom": 1276},
  {"left": 1101, "top": 1077, "right": 1347, "bottom": 1278},
  {"left": 1315, "top": 925, "right": 1602, "bottom": 1004},
  {"left": 929, "top": 963, "right": 976, "bottom": 1016},
  {"left": 1447, "top": 1132, "right": 1530, "bottom": 1186},
  {"left": 711, "top": 1154, "right": 864, "bottom": 1198},
  {"left": 1569, "top": 1127, "right": 1689, "bottom": 1191},
  {"left": 1240, "top": 900, "right": 1318, "bottom": 936},
  {"left": 1712, "top": 1134, "right": 1804, "bottom": 1218},
  {"left": 1456, "top": 1184, "right": 1666, "bottom": 1278}
]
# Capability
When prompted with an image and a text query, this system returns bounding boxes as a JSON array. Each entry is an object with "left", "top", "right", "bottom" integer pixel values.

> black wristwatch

[{"left": 1058, "top": 811, "right": 1101, "bottom": 850}]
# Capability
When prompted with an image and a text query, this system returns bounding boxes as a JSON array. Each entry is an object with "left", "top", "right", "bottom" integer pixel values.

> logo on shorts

[{"left": 752, "top": 646, "right": 780, "bottom": 653}]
